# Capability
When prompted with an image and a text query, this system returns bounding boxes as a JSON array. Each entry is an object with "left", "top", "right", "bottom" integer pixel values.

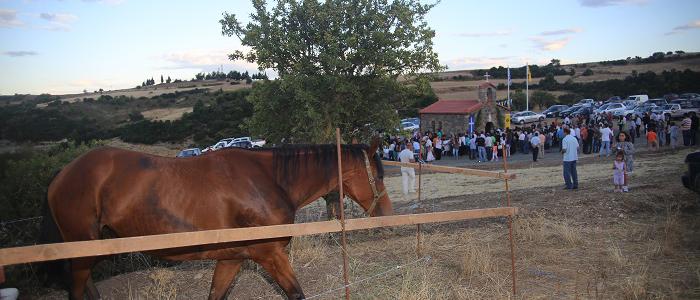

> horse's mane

[{"left": 241, "top": 144, "right": 383, "bottom": 187}]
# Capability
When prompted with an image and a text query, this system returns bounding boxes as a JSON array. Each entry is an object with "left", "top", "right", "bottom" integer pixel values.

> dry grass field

[
  {"left": 140, "top": 107, "right": 194, "bottom": 122},
  {"left": 36, "top": 147, "right": 700, "bottom": 299},
  {"left": 36, "top": 80, "right": 252, "bottom": 108}
]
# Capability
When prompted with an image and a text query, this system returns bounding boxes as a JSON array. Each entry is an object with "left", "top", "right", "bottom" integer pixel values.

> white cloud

[
  {"left": 2, "top": 50, "right": 38, "bottom": 57},
  {"left": 0, "top": 9, "right": 24, "bottom": 28},
  {"left": 665, "top": 20, "right": 700, "bottom": 35},
  {"left": 579, "top": 0, "right": 647, "bottom": 7},
  {"left": 456, "top": 30, "right": 513, "bottom": 38},
  {"left": 38, "top": 12, "right": 78, "bottom": 31},
  {"left": 444, "top": 56, "right": 515, "bottom": 70},
  {"left": 530, "top": 37, "right": 571, "bottom": 51},
  {"left": 161, "top": 49, "right": 259, "bottom": 71},
  {"left": 540, "top": 28, "right": 583, "bottom": 36}
]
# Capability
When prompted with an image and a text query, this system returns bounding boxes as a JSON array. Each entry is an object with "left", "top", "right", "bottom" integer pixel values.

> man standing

[
  {"left": 681, "top": 114, "right": 692, "bottom": 146},
  {"left": 398, "top": 143, "right": 416, "bottom": 199},
  {"left": 530, "top": 132, "right": 541, "bottom": 162},
  {"left": 518, "top": 130, "right": 526, "bottom": 154},
  {"left": 599, "top": 124, "right": 613, "bottom": 157},
  {"left": 561, "top": 127, "right": 579, "bottom": 190},
  {"left": 580, "top": 125, "right": 589, "bottom": 154},
  {"left": 484, "top": 133, "right": 493, "bottom": 161},
  {"left": 477, "top": 133, "right": 486, "bottom": 162},
  {"left": 539, "top": 129, "right": 546, "bottom": 157}
]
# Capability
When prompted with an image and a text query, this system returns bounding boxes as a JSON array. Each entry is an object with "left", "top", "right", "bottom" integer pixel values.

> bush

[{"left": 582, "top": 68, "right": 594, "bottom": 76}]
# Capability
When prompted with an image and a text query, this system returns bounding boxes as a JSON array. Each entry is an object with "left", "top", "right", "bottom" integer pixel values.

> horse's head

[{"left": 343, "top": 139, "right": 393, "bottom": 217}]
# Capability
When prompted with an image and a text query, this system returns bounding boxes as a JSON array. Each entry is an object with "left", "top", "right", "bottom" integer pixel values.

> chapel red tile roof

[{"left": 419, "top": 100, "right": 482, "bottom": 115}]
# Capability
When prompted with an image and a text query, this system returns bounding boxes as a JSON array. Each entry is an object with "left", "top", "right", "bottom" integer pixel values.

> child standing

[
  {"left": 613, "top": 151, "right": 626, "bottom": 192},
  {"left": 491, "top": 140, "right": 499, "bottom": 162},
  {"left": 669, "top": 122, "right": 680, "bottom": 150},
  {"left": 646, "top": 128, "right": 658, "bottom": 151}
]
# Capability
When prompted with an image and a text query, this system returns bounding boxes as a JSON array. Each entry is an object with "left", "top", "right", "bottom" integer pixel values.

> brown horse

[{"left": 42, "top": 142, "right": 392, "bottom": 299}]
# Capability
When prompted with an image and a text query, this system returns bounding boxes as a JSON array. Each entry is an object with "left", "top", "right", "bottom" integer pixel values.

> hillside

[
  {"left": 431, "top": 54, "right": 700, "bottom": 101},
  {"left": 1, "top": 52, "right": 699, "bottom": 148}
]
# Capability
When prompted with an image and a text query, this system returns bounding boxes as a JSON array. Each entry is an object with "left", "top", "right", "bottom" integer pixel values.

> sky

[{"left": 1, "top": 0, "right": 699, "bottom": 95}]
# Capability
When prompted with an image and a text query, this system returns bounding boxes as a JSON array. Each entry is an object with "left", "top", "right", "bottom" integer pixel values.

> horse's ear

[{"left": 369, "top": 137, "right": 381, "bottom": 154}]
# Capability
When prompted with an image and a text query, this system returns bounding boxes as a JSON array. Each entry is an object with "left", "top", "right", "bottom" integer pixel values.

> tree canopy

[{"left": 220, "top": 0, "right": 443, "bottom": 143}]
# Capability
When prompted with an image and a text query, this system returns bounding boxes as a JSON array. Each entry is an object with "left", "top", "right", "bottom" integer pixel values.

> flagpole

[
  {"left": 526, "top": 64, "right": 529, "bottom": 111},
  {"left": 507, "top": 66, "right": 511, "bottom": 109}
]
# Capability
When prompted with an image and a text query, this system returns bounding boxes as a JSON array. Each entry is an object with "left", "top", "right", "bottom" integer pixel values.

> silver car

[{"left": 512, "top": 111, "right": 546, "bottom": 125}]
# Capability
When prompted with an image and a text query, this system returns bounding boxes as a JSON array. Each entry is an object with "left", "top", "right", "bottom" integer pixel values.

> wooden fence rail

[
  {"left": 0, "top": 207, "right": 517, "bottom": 267},
  {"left": 382, "top": 161, "right": 516, "bottom": 180}
]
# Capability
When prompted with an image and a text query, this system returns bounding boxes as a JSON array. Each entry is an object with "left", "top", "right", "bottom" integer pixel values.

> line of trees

[
  {"left": 469, "top": 59, "right": 572, "bottom": 80},
  {"left": 193, "top": 70, "right": 268, "bottom": 81}
]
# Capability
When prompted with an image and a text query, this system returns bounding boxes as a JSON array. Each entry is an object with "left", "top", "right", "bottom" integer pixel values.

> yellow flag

[{"left": 527, "top": 65, "right": 532, "bottom": 81}]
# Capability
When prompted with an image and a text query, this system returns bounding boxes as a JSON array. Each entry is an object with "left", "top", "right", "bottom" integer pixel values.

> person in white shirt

[
  {"left": 484, "top": 133, "right": 493, "bottom": 160},
  {"left": 388, "top": 141, "right": 396, "bottom": 161},
  {"left": 561, "top": 127, "right": 579, "bottom": 189},
  {"left": 398, "top": 143, "right": 416, "bottom": 198},
  {"left": 530, "top": 132, "right": 541, "bottom": 162},
  {"left": 599, "top": 124, "right": 613, "bottom": 157},
  {"left": 518, "top": 131, "right": 526, "bottom": 154}
]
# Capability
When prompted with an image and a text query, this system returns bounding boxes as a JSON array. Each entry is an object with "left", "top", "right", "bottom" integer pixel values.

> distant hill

[{"left": 430, "top": 52, "right": 700, "bottom": 101}]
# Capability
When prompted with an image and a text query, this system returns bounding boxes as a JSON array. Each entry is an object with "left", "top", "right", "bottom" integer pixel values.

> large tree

[{"left": 220, "top": 0, "right": 442, "bottom": 143}]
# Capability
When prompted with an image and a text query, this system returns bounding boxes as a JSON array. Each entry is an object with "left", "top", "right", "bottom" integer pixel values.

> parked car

[
  {"left": 626, "top": 94, "right": 649, "bottom": 104},
  {"left": 559, "top": 106, "right": 580, "bottom": 118},
  {"left": 571, "top": 106, "right": 593, "bottom": 118},
  {"left": 632, "top": 104, "right": 657, "bottom": 118},
  {"left": 251, "top": 139, "right": 267, "bottom": 148},
  {"left": 176, "top": 148, "right": 202, "bottom": 158},
  {"left": 512, "top": 111, "right": 545, "bottom": 124},
  {"left": 401, "top": 121, "right": 419, "bottom": 131},
  {"left": 402, "top": 117, "right": 420, "bottom": 126},
  {"left": 682, "top": 151, "right": 700, "bottom": 194},
  {"left": 614, "top": 104, "right": 637, "bottom": 117},
  {"left": 543, "top": 105, "right": 569, "bottom": 118},
  {"left": 574, "top": 99, "right": 595, "bottom": 107},
  {"left": 679, "top": 93, "right": 700, "bottom": 99},
  {"left": 652, "top": 104, "right": 683, "bottom": 119},
  {"left": 600, "top": 102, "right": 627, "bottom": 115},
  {"left": 605, "top": 96, "right": 622, "bottom": 103},
  {"left": 229, "top": 141, "right": 252, "bottom": 148},
  {"left": 646, "top": 98, "right": 668, "bottom": 107},
  {"left": 593, "top": 103, "right": 613, "bottom": 114},
  {"left": 663, "top": 93, "right": 679, "bottom": 101},
  {"left": 671, "top": 98, "right": 700, "bottom": 115}
]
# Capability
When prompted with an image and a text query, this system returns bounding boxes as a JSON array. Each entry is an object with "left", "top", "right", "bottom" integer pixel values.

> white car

[
  {"left": 512, "top": 111, "right": 545, "bottom": 125},
  {"left": 600, "top": 102, "right": 626, "bottom": 115},
  {"left": 653, "top": 104, "right": 683, "bottom": 119},
  {"left": 401, "top": 121, "right": 419, "bottom": 131},
  {"left": 613, "top": 104, "right": 637, "bottom": 117}
]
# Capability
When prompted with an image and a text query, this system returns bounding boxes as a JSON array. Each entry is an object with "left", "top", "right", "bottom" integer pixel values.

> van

[{"left": 626, "top": 95, "right": 649, "bottom": 103}]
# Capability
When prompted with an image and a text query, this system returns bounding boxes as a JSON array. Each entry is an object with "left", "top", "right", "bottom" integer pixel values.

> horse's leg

[
  {"left": 255, "top": 246, "right": 305, "bottom": 300},
  {"left": 68, "top": 257, "right": 99, "bottom": 300},
  {"left": 86, "top": 276, "right": 100, "bottom": 300},
  {"left": 208, "top": 259, "right": 243, "bottom": 300}
]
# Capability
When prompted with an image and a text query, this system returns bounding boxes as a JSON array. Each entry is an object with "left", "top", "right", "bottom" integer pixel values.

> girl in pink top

[{"left": 613, "top": 151, "right": 626, "bottom": 192}]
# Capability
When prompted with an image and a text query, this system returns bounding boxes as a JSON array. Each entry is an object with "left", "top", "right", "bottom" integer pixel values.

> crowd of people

[{"left": 383, "top": 110, "right": 700, "bottom": 198}]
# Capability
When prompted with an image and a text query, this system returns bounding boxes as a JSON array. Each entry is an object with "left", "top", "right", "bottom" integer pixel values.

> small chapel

[{"left": 419, "top": 80, "right": 504, "bottom": 135}]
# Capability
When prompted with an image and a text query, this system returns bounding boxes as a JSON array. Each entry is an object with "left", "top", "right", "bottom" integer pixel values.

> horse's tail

[{"left": 37, "top": 169, "right": 70, "bottom": 289}]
